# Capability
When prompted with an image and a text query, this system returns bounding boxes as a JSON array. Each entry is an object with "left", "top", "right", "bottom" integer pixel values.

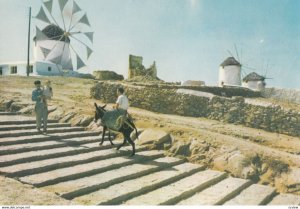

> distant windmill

[
  {"left": 219, "top": 44, "right": 267, "bottom": 88},
  {"left": 34, "top": 0, "right": 94, "bottom": 74}
]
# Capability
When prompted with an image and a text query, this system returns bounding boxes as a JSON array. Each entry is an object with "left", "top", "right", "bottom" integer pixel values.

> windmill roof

[
  {"left": 220, "top": 57, "right": 241, "bottom": 67},
  {"left": 243, "top": 72, "right": 265, "bottom": 82},
  {"left": 41, "top": 24, "right": 70, "bottom": 42}
]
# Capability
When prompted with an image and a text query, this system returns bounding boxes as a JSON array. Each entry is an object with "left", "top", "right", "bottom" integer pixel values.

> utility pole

[{"left": 26, "top": 7, "right": 31, "bottom": 77}]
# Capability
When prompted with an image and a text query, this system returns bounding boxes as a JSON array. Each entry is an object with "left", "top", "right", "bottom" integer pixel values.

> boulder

[
  {"left": 213, "top": 150, "right": 258, "bottom": 179},
  {"left": 60, "top": 112, "right": 76, "bottom": 123},
  {"left": 49, "top": 108, "right": 65, "bottom": 120},
  {"left": 9, "top": 102, "right": 27, "bottom": 112},
  {"left": 130, "top": 129, "right": 144, "bottom": 141},
  {"left": 0, "top": 99, "right": 14, "bottom": 111},
  {"left": 275, "top": 167, "right": 300, "bottom": 193},
  {"left": 168, "top": 140, "right": 191, "bottom": 156},
  {"left": 93, "top": 70, "right": 124, "bottom": 80},
  {"left": 19, "top": 105, "right": 35, "bottom": 115},
  {"left": 137, "top": 128, "right": 171, "bottom": 147}
]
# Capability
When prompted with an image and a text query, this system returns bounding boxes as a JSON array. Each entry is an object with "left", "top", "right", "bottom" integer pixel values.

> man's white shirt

[{"left": 116, "top": 94, "right": 129, "bottom": 110}]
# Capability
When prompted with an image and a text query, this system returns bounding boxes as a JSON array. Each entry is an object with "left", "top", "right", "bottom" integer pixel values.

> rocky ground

[{"left": 0, "top": 75, "right": 299, "bottom": 205}]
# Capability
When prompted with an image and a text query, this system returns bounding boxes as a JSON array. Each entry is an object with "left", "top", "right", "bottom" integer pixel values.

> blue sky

[{"left": 0, "top": 0, "right": 299, "bottom": 88}]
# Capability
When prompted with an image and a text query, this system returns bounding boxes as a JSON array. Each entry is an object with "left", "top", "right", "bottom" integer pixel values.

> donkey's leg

[
  {"left": 117, "top": 139, "right": 126, "bottom": 150},
  {"left": 117, "top": 133, "right": 126, "bottom": 150},
  {"left": 100, "top": 126, "right": 107, "bottom": 145},
  {"left": 125, "top": 131, "right": 135, "bottom": 157},
  {"left": 108, "top": 131, "right": 114, "bottom": 145}
]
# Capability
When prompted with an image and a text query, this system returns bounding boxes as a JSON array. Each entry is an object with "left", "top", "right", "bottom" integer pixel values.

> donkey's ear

[
  {"left": 102, "top": 104, "right": 107, "bottom": 109},
  {"left": 94, "top": 103, "right": 99, "bottom": 109}
]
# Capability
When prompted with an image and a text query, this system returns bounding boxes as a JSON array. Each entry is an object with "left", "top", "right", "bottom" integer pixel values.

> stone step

[
  {"left": 0, "top": 117, "right": 58, "bottom": 125},
  {"left": 0, "top": 145, "right": 141, "bottom": 177},
  {"left": 224, "top": 183, "right": 276, "bottom": 205},
  {"left": 0, "top": 112, "right": 21, "bottom": 116},
  {"left": 0, "top": 123, "right": 71, "bottom": 131},
  {"left": 0, "top": 131, "right": 101, "bottom": 147},
  {"left": 178, "top": 177, "right": 252, "bottom": 205},
  {"left": 268, "top": 193, "right": 300, "bottom": 205},
  {"left": 0, "top": 140, "right": 113, "bottom": 167},
  {"left": 125, "top": 169, "right": 227, "bottom": 205},
  {"left": 44, "top": 157, "right": 185, "bottom": 199},
  {"left": 0, "top": 127, "right": 85, "bottom": 138},
  {"left": 19, "top": 150, "right": 164, "bottom": 187},
  {"left": 73, "top": 162, "right": 205, "bottom": 205}
]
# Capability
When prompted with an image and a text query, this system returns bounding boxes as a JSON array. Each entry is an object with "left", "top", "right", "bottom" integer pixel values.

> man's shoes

[
  {"left": 37, "top": 128, "right": 42, "bottom": 133},
  {"left": 43, "top": 129, "right": 47, "bottom": 134}
]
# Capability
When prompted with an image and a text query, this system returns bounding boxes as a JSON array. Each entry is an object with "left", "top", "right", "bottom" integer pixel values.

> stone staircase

[{"left": 0, "top": 112, "right": 299, "bottom": 205}]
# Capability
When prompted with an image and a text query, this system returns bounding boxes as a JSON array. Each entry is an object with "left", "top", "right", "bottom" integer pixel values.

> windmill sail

[
  {"left": 58, "top": 0, "right": 69, "bottom": 11},
  {"left": 76, "top": 54, "right": 86, "bottom": 69},
  {"left": 72, "top": 1, "right": 82, "bottom": 14},
  {"left": 86, "top": 46, "right": 93, "bottom": 59},
  {"left": 64, "top": 58, "right": 73, "bottom": 70},
  {"left": 84, "top": 32, "right": 94, "bottom": 43},
  {"left": 39, "top": 46, "right": 52, "bottom": 59},
  {"left": 35, "top": 26, "right": 49, "bottom": 41},
  {"left": 49, "top": 54, "right": 63, "bottom": 65},
  {"left": 78, "top": 13, "right": 90, "bottom": 26},
  {"left": 43, "top": 0, "right": 53, "bottom": 13},
  {"left": 35, "top": 7, "right": 51, "bottom": 23}
]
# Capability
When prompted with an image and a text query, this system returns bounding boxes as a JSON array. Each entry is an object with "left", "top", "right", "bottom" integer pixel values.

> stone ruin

[{"left": 128, "top": 54, "right": 158, "bottom": 79}]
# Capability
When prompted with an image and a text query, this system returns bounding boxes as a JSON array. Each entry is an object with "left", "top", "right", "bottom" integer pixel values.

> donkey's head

[{"left": 94, "top": 103, "right": 107, "bottom": 122}]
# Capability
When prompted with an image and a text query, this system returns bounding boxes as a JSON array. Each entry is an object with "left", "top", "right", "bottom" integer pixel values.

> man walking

[{"left": 32, "top": 80, "right": 48, "bottom": 134}]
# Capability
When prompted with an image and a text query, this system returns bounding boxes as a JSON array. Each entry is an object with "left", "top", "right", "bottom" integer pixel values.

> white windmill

[
  {"left": 219, "top": 44, "right": 258, "bottom": 87},
  {"left": 34, "top": 0, "right": 93, "bottom": 75}
]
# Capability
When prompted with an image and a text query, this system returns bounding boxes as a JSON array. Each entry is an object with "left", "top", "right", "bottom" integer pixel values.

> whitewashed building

[
  {"left": 1, "top": 25, "right": 76, "bottom": 77},
  {"left": 218, "top": 57, "right": 241, "bottom": 87},
  {"left": 242, "top": 72, "right": 266, "bottom": 91}
]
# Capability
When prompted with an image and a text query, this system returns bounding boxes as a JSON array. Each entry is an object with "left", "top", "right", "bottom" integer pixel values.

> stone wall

[
  {"left": 91, "top": 82, "right": 300, "bottom": 137},
  {"left": 262, "top": 88, "right": 300, "bottom": 104}
]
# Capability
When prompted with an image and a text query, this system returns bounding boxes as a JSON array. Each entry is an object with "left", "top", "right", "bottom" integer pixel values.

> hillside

[{"left": 0, "top": 75, "right": 300, "bottom": 204}]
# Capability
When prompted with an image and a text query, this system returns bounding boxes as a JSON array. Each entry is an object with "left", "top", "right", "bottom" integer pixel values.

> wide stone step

[
  {"left": 0, "top": 131, "right": 101, "bottom": 147},
  {"left": 0, "top": 127, "right": 85, "bottom": 138},
  {"left": 73, "top": 162, "right": 204, "bottom": 205},
  {"left": 268, "top": 193, "right": 300, "bottom": 205},
  {"left": 0, "top": 123, "right": 71, "bottom": 131},
  {"left": 0, "top": 112, "right": 21, "bottom": 116},
  {"left": 224, "top": 183, "right": 276, "bottom": 205},
  {"left": 19, "top": 150, "right": 164, "bottom": 187},
  {"left": 178, "top": 177, "right": 252, "bottom": 205},
  {"left": 0, "top": 140, "right": 113, "bottom": 167},
  {"left": 125, "top": 169, "right": 227, "bottom": 205},
  {"left": 0, "top": 117, "right": 58, "bottom": 125},
  {"left": 0, "top": 144, "right": 127, "bottom": 177},
  {"left": 43, "top": 157, "right": 185, "bottom": 199}
]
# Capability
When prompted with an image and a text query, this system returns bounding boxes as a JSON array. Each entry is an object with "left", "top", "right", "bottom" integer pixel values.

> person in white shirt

[{"left": 114, "top": 87, "right": 129, "bottom": 111}]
